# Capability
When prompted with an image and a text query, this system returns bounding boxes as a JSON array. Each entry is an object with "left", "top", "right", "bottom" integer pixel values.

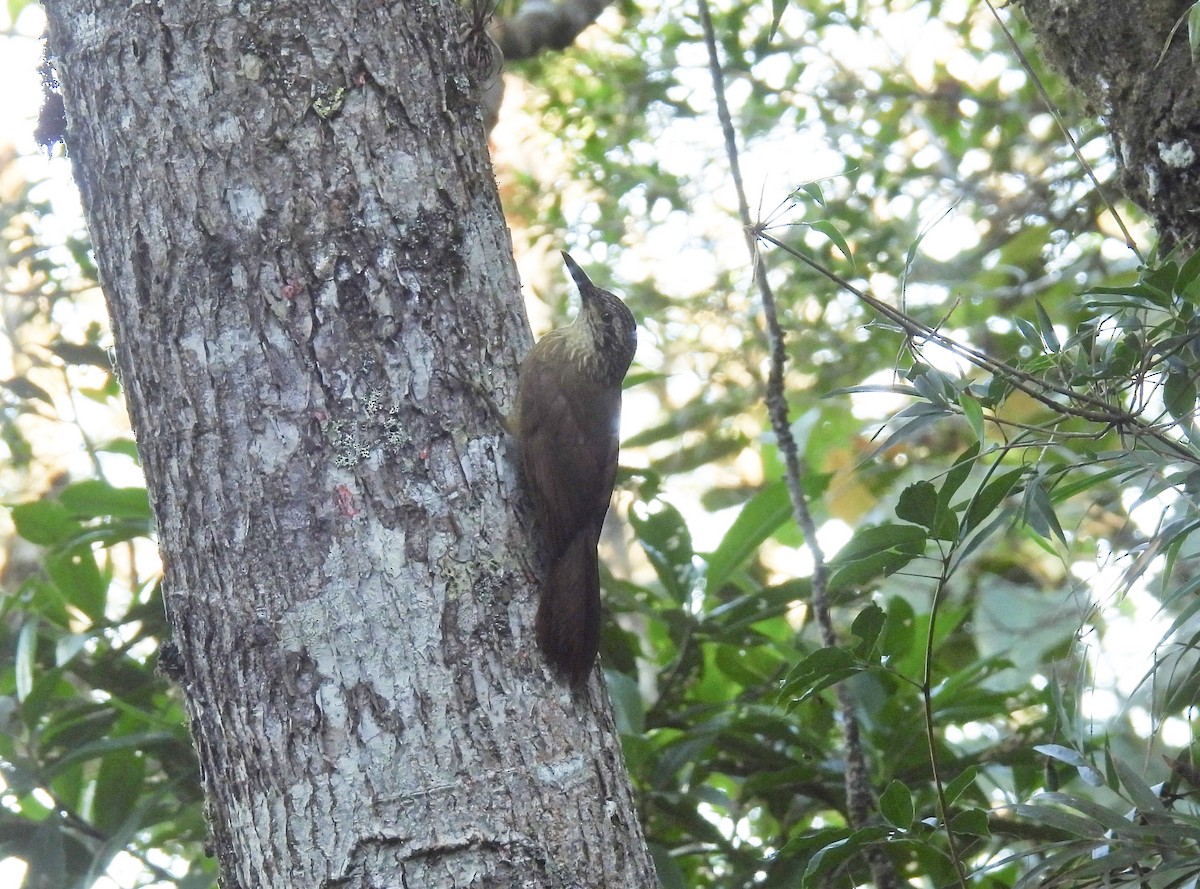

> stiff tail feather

[{"left": 535, "top": 530, "right": 602, "bottom": 686}]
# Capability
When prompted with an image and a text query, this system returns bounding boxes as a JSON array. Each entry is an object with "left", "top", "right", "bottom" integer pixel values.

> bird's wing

[{"left": 516, "top": 365, "right": 621, "bottom": 558}]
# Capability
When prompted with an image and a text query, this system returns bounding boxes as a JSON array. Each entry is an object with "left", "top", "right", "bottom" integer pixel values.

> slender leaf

[
  {"left": 959, "top": 390, "right": 985, "bottom": 443},
  {"left": 1022, "top": 473, "right": 1066, "bottom": 544},
  {"left": 704, "top": 481, "right": 791, "bottom": 594},
  {"left": 963, "top": 467, "right": 1025, "bottom": 534},
  {"left": 1034, "top": 300, "right": 1061, "bottom": 352},
  {"left": 15, "top": 620, "right": 37, "bottom": 702},
  {"left": 1035, "top": 744, "right": 1103, "bottom": 786}
]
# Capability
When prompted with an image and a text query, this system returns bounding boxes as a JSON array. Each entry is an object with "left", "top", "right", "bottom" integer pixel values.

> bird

[{"left": 510, "top": 251, "right": 637, "bottom": 685}]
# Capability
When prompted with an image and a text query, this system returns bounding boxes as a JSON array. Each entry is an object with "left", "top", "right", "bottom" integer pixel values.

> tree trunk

[
  {"left": 41, "top": 1, "right": 657, "bottom": 886},
  {"left": 1016, "top": 0, "right": 1200, "bottom": 249}
]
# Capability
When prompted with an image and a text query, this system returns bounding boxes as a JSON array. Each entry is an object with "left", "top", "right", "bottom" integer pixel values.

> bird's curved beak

[{"left": 561, "top": 251, "right": 596, "bottom": 295}]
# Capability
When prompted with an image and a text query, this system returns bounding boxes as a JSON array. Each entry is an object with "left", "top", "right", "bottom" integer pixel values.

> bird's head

[{"left": 561, "top": 251, "right": 637, "bottom": 384}]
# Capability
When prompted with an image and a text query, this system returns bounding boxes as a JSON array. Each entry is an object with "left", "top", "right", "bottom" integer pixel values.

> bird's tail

[{"left": 535, "top": 529, "right": 602, "bottom": 686}]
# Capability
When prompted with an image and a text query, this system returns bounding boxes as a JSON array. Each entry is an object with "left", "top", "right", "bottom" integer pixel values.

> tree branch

[{"left": 695, "top": 3, "right": 898, "bottom": 887}]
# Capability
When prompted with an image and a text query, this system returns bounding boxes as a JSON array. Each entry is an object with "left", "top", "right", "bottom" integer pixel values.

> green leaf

[
  {"left": 1014, "top": 316, "right": 1043, "bottom": 351},
  {"left": 98, "top": 438, "right": 142, "bottom": 461},
  {"left": 22, "top": 822, "right": 68, "bottom": 889},
  {"left": 850, "top": 603, "right": 886, "bottom": 657},
  {"left": 802, "top": 826, "right": 892, "bottom": 887},
  {"left": 959, "top": 391, "right": 984, "bottom": 443},
  {"left": 58, "top": 480, "right": 152, "bottom": 520},
  {"left": 831, "top": 523, "right": 928, "bottom": 563},
  {"left": 92, "top": 748, "right": 146, "bottom": 834},
  {"left": 871, "top": 403, "right": 954, "bottom": 455},
  {"left": 9, "top": 500, "right": 83, "bottom": 546},
  {"left": 55, "top": 633, "right": 89, "bottom": 668},
  {"left": 879, "top": 780, "right": 914, "bottom": 830},
  {"left": 1030, "top": 792, "right": 1134, "bottom": 832},
  {"left": 47, "top": 340, "right": 113, "bottom": 370},
  {"left": 950, "top": 807, "right": 990, "bottom": 837},
  {"left": 2, "top": 376, "right": 54, "bottom": 404},
  {"left": 1049, "top": 462, "right": 1129, "bottom": 502},
  {"left": 963, "top": 466, "right": 1025, "bottom": 534},
  {"left": 878, "top": 596, "right": 915, "bottom": 660},
  {"left": 783, "top": 647, "right": 862, "bottom": 703},
  {"left": 895, "top": 481, "right": 937, "bottom": 530},
  {"left": 702, "top": 578, "right": 807, "bottom": 634},
  {"left": 943, "top": 765, "right": 981, "bottom": 805},
  {"left": 1021, "top": 473, "right": 1066, "bottom": 545},
  {"left": 936, "top": 443, "right": 980, "bottom": 532},
  {"left": 806, "top": 219, "right": 854, "bottom": 266},
  {"left": 828, "top": 549, "right": 922, "bottom": 592},
  {"left": 1012, "top": 801, "right": 1102, "bottom": 838},
  {"left": 46, "top": 548, "right": 107, "bottom": 621},
  {"left": 1176, "top": 244, "right": 1200, "bottom": 294},
  {"left": 715, "top": 642, "right": 781, "bottom": 685},
  {"left": 1035, "top": 744, "right": 1103, "bottom": 786},
  {"left": 44, "top": 731, "right": 179, "bottom": 778},
  {"left": 1145, "top": 259, "right": 1180, "bottom": 297},
  {"left": 1034, "top": 300, "right": 1061, "bottom": 352},
  {"left": 828, "top": 524, "right": 926, "bottom": 591},
  {"left": 769, "top": 0, "right": 787, "bottom": 42},
  {"left": 910, "top": 366, "right": 954, "bottom": 406},
  {"left": 1190, "top": 0, "right": 1200, "bottom": 63},
  {"left": 9, "top": 0, "right": 37, "bottom": 26},
  {"left": 648, "top": 843, "right": 689, "bottom": 889},
  {"left": 1163, "top": 370, "right": 1196, "bottom": 424},
  {"left": 794, "top": 182, "right": 826, "bottom": 207},
  {"left": 1109, "top": 753, "right": 1166, "bottom": 814},
  {"left": 604, "top": 668, "right": 644, "bottom": 735},
  {"left": 777, "top": 827, "right": 852, "bottom": 871},
  {"left": 704, "top": 481, "right": 791, "bottom": 594},
  {"left": 630, "top": 500, "right": 696, "bottom": 602}
]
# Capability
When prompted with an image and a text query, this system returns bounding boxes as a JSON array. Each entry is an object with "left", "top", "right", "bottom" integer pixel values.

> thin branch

[
  {"left": 43, "top": 787, "right": 180, "bottom": 885},
  {"left": 982, "top": 0, "right": 1143, "bottom": 261},
  {"left": 60, "top": 363, "right": 107, "bottom": 480},
  {"left": 695, "top": 2, "right": 897, "bottom": 887},
  {"left": 923, "top": 548, "right": 972, "bottom": 889},
  {"left": 759, "top": 232, "right": 1200, "bottom": 465}
]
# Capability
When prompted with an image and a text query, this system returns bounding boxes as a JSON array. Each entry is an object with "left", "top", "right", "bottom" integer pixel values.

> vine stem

[
  {"left": 696, "top": 2, "right": 897, "bottom": 886},
  {"left": 923, "top": 552, "right": 971, "bottom": 889}
]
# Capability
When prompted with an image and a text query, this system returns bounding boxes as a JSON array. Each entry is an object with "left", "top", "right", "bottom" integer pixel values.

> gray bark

[
  {"left": 41, "top": 0, "right": 656, "bottom": 886},
  {"left": 1016, "top": 0, "right": 1200, "bottom": 249}
]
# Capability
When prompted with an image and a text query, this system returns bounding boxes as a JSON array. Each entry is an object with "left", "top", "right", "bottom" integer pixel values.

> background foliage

[{"left": 3, "top": 0, "right": 1200, "bottom": 887}]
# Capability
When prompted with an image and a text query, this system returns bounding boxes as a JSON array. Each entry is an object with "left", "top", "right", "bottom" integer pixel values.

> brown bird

[{"left": 511, "top": 252, "right": 638, "bottom": 685}]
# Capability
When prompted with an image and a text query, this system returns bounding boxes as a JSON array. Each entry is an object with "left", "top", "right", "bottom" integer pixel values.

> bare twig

[
  {"left": 923, "top": 550, "right": 973, "bottom": 889},
  {"left": 759, "top": 232, "right": 1200, "bottom": 465},
  {"left": 696, "top": 2, "right": 897, "bottom": 886},
  {"left": 982, "top": 0, "right": 1143, "bottom": 261}
]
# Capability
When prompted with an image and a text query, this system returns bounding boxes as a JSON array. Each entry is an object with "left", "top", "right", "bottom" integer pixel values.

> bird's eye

[{"left": 601, "top": 312, "right": 613, "bottom": 323}]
